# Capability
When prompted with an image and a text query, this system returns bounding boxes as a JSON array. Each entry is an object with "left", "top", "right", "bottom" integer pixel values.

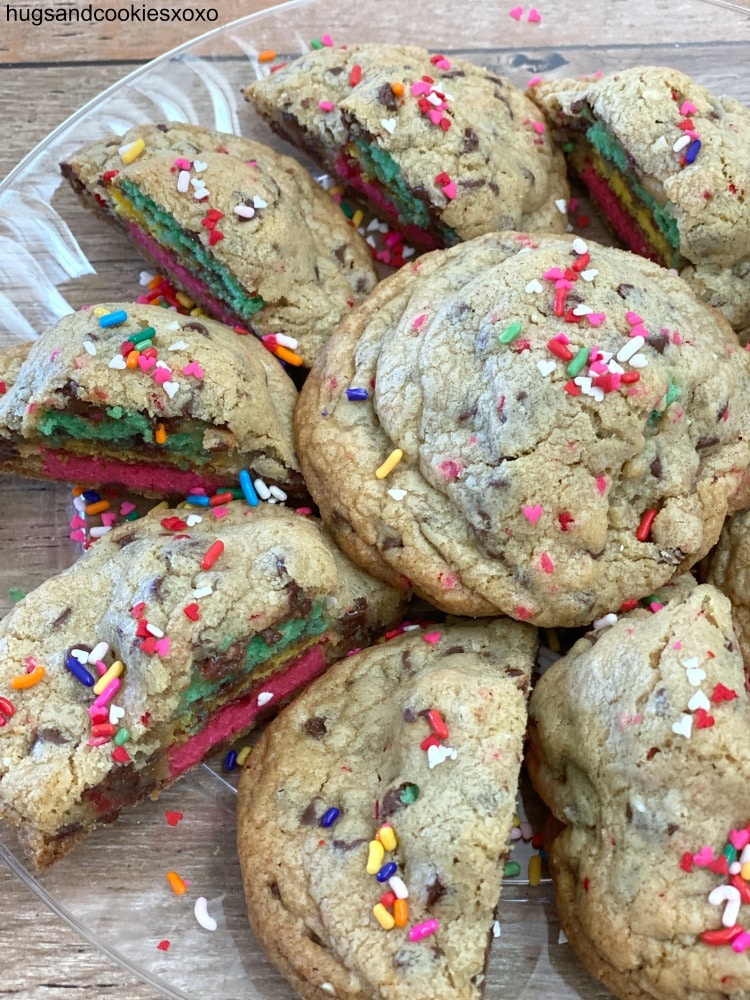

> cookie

[
  {"left": 531, "top": 66, "right": 750, "bottom": 339},
  {"left": 0, "top": 303, "right": 302, "bottom": 498},
  {"left": 296, "top": 230, "right": 750, "bottom": 627},
  {"left": 237, "top": 620, "right": 536, "bottom": 1000},
  {"left": 0, "top": 502, "right": 406, "bottom": 866},
  {"left": 61, "top": 122, "right": 377, "bottom": 366},
  {"left": 527, "top": 577, "right": 750, "bottom": 1000},
  {"left": 245, "top": 44, "right": 569, "bottom": 249},
  {"left": 705, "top": 506, "right": 750, "bottom": 666}
]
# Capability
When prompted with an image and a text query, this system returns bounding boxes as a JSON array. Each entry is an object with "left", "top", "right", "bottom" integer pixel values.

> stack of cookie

[{"left": 1, "top": 37, "right": 749, "bottom": 1000}]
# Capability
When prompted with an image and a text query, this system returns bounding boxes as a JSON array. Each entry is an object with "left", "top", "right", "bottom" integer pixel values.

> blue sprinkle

[
  {"left": 239, "top": 469, "right": 259, "bottom": 507},
  {"left": 65, "top": 655, "right": 95, "bottom": 687},
  {"left": 346, "top": 388, "right": 369, "bottom": 401},
  {"left": 684, "top": 138, "right": 701, "bottom": 165},
  {"left": 99, "top": 309, "right": 128, "bottom": 328},
  {"left": 320, "top": 807, "right": 340, "bottom": 828},
  {"left": 224, "top": 750, "right": 238, "bottom": 771},
  {"left": 376, "top": 861, "right": 398, "bottom": 882},
  {"left": 82, "top": 490, "right": 101, "bottom": 504},
  {"left": 186, "top": 495, "right": 210, "bottom": 507}
]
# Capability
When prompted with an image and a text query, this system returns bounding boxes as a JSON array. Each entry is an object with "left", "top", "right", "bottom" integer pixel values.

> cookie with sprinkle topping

[
  {"left": 245, "top": 43, "right": 569, "bottom": 249},
  {"left": 0, "top": 303, "right": 302, "bottom": 498},
  {"left": 0, "top": 502, "right": 406, "bottom": 866},
  {"left": 531, "top": 66, "right": 750, "bottom": 340},
  {"left": 237, "top": 619, "right": 536, "bottom": 1000},
  {"left": 61, "top": 123, "right": 377, "bottom": 366},
  {"left": 528, "top": 577, "right": 750, "bottom": 999},
  {"left": 706, "top": 506, "right": 750, "bottom": 667},
  {"left": 296, "top": 231, "right": 750, "bottom": 627}
]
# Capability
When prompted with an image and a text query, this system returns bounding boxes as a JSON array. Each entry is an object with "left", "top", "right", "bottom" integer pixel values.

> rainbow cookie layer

[{"left": 0, "top": 505, "right": 407, "bottom": 866}]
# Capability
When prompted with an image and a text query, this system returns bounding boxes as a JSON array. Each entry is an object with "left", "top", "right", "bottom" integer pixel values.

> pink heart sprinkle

[
  {"left": 213, "top": 506, "right": 229, "bottom": 519},
  {"left": 70, "top": 515, "right": 87, "bottom": 529},
  {"left": 543, "top": 267, "right": 565, "bottom": 280},
  {"left": 412, "top": 314, "right": 427, "bottom": 331},
  {"left": 434, "top": 58, "right": 451, "bottom": 70},
  {"left": 509, "top": 5, "right": 523, "bottom": 19},
  {"left": 70, "top": 529, "right": 86, "bottom": 543},
  {"left": 555, "top": 279, "right": 574, "bottom": 290},
  {"left": 101, "top": 512, "right": 119, "bottom": 527},
  {"left": 174, "top": 158, "right": 191, "bottom": 170},
  {"left": 730, "top": 828, "right": 750, "bottom": 850},
  {"left": 532, "top": 121, "right": 546, "bottom": 134},
  {"left": 680, "top": 100, "right": 697, "bottom": 115},
  {"left": 411, "top": 81, "right": 431, "bottom": 97},
  {"left": 629, "top": 323, "right": 649, "bottom": 339},
  {"left": 422, "top": 631, "right": 442, "bottom": 645},
  {"left": 527, "top": 7, "right": 541, "bottom": 21},
  {"left": 428, "top": 109, "right": 443, "bottom": 125},
  {"left": 182, "top": 361, "right": 204, "bottom": 379},
  {"left": 318, "top": 100, "right": 334, "bottom": 111},
  {"left": 154, "top": 637, "right": 171, "bottom": 657},
  {"left": 596, "top": 476, "right": 607, "bottom": 495},
  {"left": 321, "top": 33, "right": 334, "bottom": 45},
  {"left": 692, "top": 845, "right": 714, "bottom": 866},
  {"left": 120, "top": 501, "right": 137, "bottom": 515},
  {"left": 587, "top": 312, "right": 606, "bottom": 326},
  {"left": 138, "top": 354, "right": 156, "bottom": 373},
  {"left": 523, "top": 505, "right": 543, "bottom": 524},
  {"left": 441, "top": 181, "right": 458, "bottom": 200},
  {"left": 625, "top": 311, "right": 643, "bottom": 325},
  {"left": 540, "top": 553, "right": 554, "bottom": 573},
  {"left": 153, "top": 367, "right": 172, "bottom": 385}
]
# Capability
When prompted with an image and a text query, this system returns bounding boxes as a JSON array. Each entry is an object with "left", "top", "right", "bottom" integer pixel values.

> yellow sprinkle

[
  {"left": 377, "top": 824, "right": 397, "bottom": 852},
  {"left": 366, "top": 839, "right": 385, "bottom": 874},
  {"left": 742, "top": 862, "right": 750, "bottom": 881},
  {"left": 149, "top": 501, "right": 170, "bottom": 515},
  {"left": 175, "top": 291, "right": 194, "bottom": 309},
  {"left": 258, "top": 49, "right": 276, "bottom": 63},
  {"left": 351, "top": 209, "right": 364, "bottom": 228},
  {"left": 328, "top": 186, "right": 342, "bottom": 197},
  {"left": 93, "top": 661, "right": 124, "bottom": 696},
  {"left": 512, "top": 814, "right": 520, "bottom": 827},
  {"left": 190, "top": 306, "right": 207, "bottom": 317},
  {"left": 393, "top": 898, "right": 408, "bottom": 927},
  {"left": 528, "top": 854, "right": 542, "bottom": 886},
  {"left": 11, "top": 665, "right": 46, "bottom": 689},
  {"left": 93, "top": 306, "right": 109, "bottom": 318},
  {"left": 545, "top": 628, "right": 560, "bottom": 653},
  {"left": 375, "top": 449, "right": 403, "bottom": 480},
  {"left": 373, "top": 903, "right": 395, "bottom": 930},
  {"left": 166, "top": 871, "right": 188, "bottom": 896},
  {"left": 155, "top": 423, "right": 167, "bottom": 445},
  {"left": 236, "top": 746, "right": 252, "bottom": 767},
  {"left": 121, "top": 137, "right": 146, "bottom": 165}
]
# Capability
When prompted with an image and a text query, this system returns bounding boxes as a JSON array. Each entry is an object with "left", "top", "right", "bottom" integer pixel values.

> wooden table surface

[{"left": 1, "top": 0, "right": 750, "bottom": 997}]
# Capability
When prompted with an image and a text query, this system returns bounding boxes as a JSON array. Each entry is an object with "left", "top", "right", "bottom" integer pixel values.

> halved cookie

[
  {"left": 237, "top": 620, "right": 536, "bottom": 1000},
  {"left": 61, "top": 123, "right": 377, "bottom": 366}
]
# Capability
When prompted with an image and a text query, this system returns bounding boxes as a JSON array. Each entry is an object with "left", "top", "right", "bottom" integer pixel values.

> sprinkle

[
  {"left": 427, "top": 744, "right": 458, "bottom": 768},
  {"left": 258, "top": 48, "right": 276, "bottom": 62},
  {"left": 257, "top": 691, "right": 273, "bottom": 706},
  {"left": 555, "top": 198, "right": 567, "bottom": 214},
  {"left": 201, "top": 540, "right": 224, "bottom": 570},
  {"left": 566, "top": 347, "right": 590, "bottom": 377},
  {"left": 373, "top": 903, "right": 395, "bottom": 930},
  {"left": 234, "top": 204, "right": 256, "bottom": 219},
  {"left": 320, "top": 807, "right": 340, "bottom": 828},
  {"left": 671, "top": 713, "right": 693, "bottom": 739},
  {"left": 166, "top": 871, "right": 188, "bottom": 895},
  {"left": 673, "top": 134, "right": 691, "bottom": 153},
  {"left": 711, "top": 683, "right": 738, "bottom": 703},
  {"left": 709, "top": 884, "right": 741, "bottom": 927},
  {"left": 350, "top": 64, "right": 362, "bottom": 86},
  {"left": 238, "top": 469, "right": 260, "bottom": 507},
  {"left": 426, "top": 709, "right": 449, "bottom": 740},
  {"left": 391, "top": 81, "right": 405, "bottom": 97},
  {"left": 523, "top": 504, "right": 543, "bottom": 524},
  {"left": 422, "top": 631, "right": 442, "bottom": 645},
  {"left": 593, "top": 613, "right": 617, "bottom": 631},
  {"left": 93, "top": 661, "right": 124, "bottom": 696},
  {"left": 194, "top": 897, "right": 217, "bottom": 932},
  {"left": 528, "top": 855, "right": 543, "bottom": 885},
  {"left": 65, "top": 655, "right": 95, "bottom": 687},
  {"left": 636, "top": 508, "right": 658, "bottom": 542},
  {"left": 525, "top": 279, "right": 543, "bottom": 294},
  {"left": 184, "top": 603, "right": 200, "bottom": 621},
  {"left": 571, "top": 237, "right": 588, "bottom": 255},
  {"left": 177, "top": 170, "right": 191, "bottom": 193},
  {"left": 192, "top": 585, "right": 213, "bottom": 599},
  {"left": 684, "top": 138, "right": 701, "bottom": 165},
  {"left": 155, "top": 423, "right": 167, "bottom": 445},
  {"left": 499, "top": 321, "right": 523, "bottom": 344},
  {"left": 120, "top": 138, "right": 145, "bottom": 164},
  {"left": 393, "top": 898, "right": 408, "bottom": 927},
  {"left": 441, "top": 181, "right": 458, "bottom": 199},
  {"left": 367, "top": 839, "right": 385, "bottom": 874},
  {"left": 346, "top": 388, "right": 369, "bottom": 401},
  {"left": 275, "top": 345, "right": 304, "bottom": 366},
  {"left": 409, "top": 919, "right": 439, "bottom": 942},
  {"left": 547, "top": 338, "right": 574, "bottom": 362},
  {"left": 237, "top": 746, "right": 252, "bottom": 766},
  {"left": 318, "top": 100, "right": 335, "bottom": 111},
  {"left": 99, "top": 309, "right": 127, "bottom": 328},
  {"left": 375, "top": 449, "right": 403, "bottom": 479},
  {"left": 187, "top": 494, "right": 210, "bottom": 507},
  {"left": 111, "top": 745, "right": 131, "bottom": 763},
  {"left": 616, "top": 336, "right": 645, "bottom": 363},
  {"left": 10, "top": 665, "right": 46, "bottom": 689},
  {"left": 376, "top": 861, "right": 398, "bottom": 883},
  {"left": 537, "top": 359, "right": 556, "bottom": 377},
  {"left": 156, "top": 940, "right": 171, "bottom": 951},
  {"left": 527, "top": 6, "right": 541, "bottom": 20},
  {"left": 224, "top": 749, "right": 239, "bottom": 771},
  {"left": 540, "top": 553, "right": 555, "bottom": 574},
  {"left": 380, "top": 118, "right": 397, "bottom": 134},
  {"left": 8, "top": 587, "right": 25, "bottom": 603},
  {"left": 389, "top": 874, "right": 408, "bottom": 899},
  {"left": 165, "top": 811, "right": 183, "bottom": 827},
  {"left": 509, "top": 5, "right": 523, "bottom": 19}
]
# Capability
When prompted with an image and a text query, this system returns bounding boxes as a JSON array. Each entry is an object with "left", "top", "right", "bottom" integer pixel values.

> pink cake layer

[
  {"left": 41, "top": 448, "right": 226, "bottom": 495},
  {"left": 334, "top": 154, "right": 443, "bottom": 250},
  {"left": 579, "top": 163, "right": 660, "bottom": 264},
  {"left": 125, "top": 220, "right": 256, "bottom": 330},
  {"left": 167, "top": 643, "right": 328, "bottom": 776}
]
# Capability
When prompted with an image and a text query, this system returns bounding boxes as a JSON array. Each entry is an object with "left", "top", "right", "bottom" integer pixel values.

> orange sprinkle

[
  {"left": 11, "top": 665, "right": 46, "bottom": 689},
  {"left": 85, "top": 499, "right": 110, "bottom": 516},
  {"left": 275, "top": 345, "right": 304, "bottom": 366},
  {"left": 391, "top": 81, "right": 404, "bottom": 97},
  {"left": 126, "top": 349, "right": 140, "bottom": 369},
  {"left": 72, "top": 485, "right": 87, "bottom": 496},
  {"left": 258, "top": 49, "right": 276, "bottom": 62},
  {"left": 155, "top": 423, "right": 167, "bottom": 445},
  {"left": 165, "top": 871, "right": 188, "bottom": 895},
  {"left": 147, "top": 275, "right": 162, "bottom": 290},
  {"left": 393, "top": 898, "right": 408, "bottom": 927}
]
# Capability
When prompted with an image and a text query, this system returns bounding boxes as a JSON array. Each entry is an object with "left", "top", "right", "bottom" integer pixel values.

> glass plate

[{"left": 1, "top": 0, "right": 748, "bottom": 997}]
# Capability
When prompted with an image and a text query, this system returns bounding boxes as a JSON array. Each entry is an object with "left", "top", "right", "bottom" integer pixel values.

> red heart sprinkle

[
  {"left": 111, "top": 746, "right": 131, "bottom": 764},
  {"left": 165, "top": 811, "right": 184, "bottom": 827},
  {"left": 156, "top": 940, "right": 171, "bottom": 951},
  {"left": 679, "top": 852, "right": 694, "bottom": 872}
]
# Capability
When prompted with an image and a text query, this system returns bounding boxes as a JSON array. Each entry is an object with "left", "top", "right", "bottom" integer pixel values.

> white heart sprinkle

[
  {"left": 108, "top": 355, "right": 127, "bottom": 369},
  {"left": 155, "top": 360, "right": 170, "bottom": 369},
  {"left": 572, "top": 303, "right": 593, "bottom": 316},
  {"left": 82, "top": 340, "right": 97, "bottom": 356},
  {"left": 580, "top": 268, "right": 598, "bottom": 281},
  {"left": 109, "top": 704, "right": 125, "bottom": 724},
  {"left": 139, "top": 271, "right": 154, "bottom": 286},
  {"left": 380, "top": 118, "right": 397, "bottom": 134},
  {"left": 427, "top": 744, "right": 458, "bottom": 768},
  {"left": 388, "top": 488, "right": 407, "bottom": 501},
  {"left": 555, "top": 198, "right": 567, "bottom": 214},
  {"left": 537, "top": 359, "right": 556, "bottom": 377},
  {"left": 687, "top": 666, "right": 707, "bottom": 686},
  {"left": 572, "top": 237, "right": 588, "bottom": 255},
  {"left": 192, "top": 585, "right": 213, "bottom": 598},
  {"left": 688, "top": 690, "right": 711, "bottom": 712},
  {"left": 681, "top": 657, "right": 700, "bottom": 671},
  {"left": 493, "top": 921, "right": 502, "bottom": 939},
  {"left": 252, "top": 195, "right": 268, "bottom": 209},
  {"left": 193, "top": 160, "right": 208, "bottom": 172},
  {"left": 186, "top": 514, "right": 203, "bottom": 526},
  {"left": 71, "top": 648, "right": 90, "bottom": 664},
  {"left": 525, "top": 279, "right": 543, "bottom": 294},
  {"left": 257, "top": 692, "right": 273, "bottom": 706},
  {"left": 629, "top": 354, "right": 648, "bottom": 368},
  {"left": 672, "top": 713, "right": 693, "bottom": 738},
  {"left": 163, "top": 381, "right": 180, "bottom": 399},
  {"left": 168, "top": 340, "right": 188, "bottom": 351},
  {"left": 167, "top": 321, "right": 181, "bottom": 331},
  {"left": 652, "top": 135, "right": 668, "bottom": 152}
]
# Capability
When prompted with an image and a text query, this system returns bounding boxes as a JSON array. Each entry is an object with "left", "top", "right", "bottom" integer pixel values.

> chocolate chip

[
  {"left": 51, "top": 606, "right": 72, "bottom": 629},
  {"left": 182, "top": 321, "right": 210, "bottom": 338},
  {"left": 425, "top": 873, "right": 447, "bottom": 907},
  {"left": 462, "top": 127, "right": 479, "bottom": 152},
  {"left": 304, "top": 716, "right": 327, "bottom": 739},
  {"left": 648, "top": 332, "right": 668, "bottom": 354},
  {"left": 376, "top": 82, "right": 398, "bottom": 110},
  {"left": 696, "top": 436, "right": 719, "bottom": 450},
  {"left": 650, "top": 455, "right": 663, "bottom": 479}
]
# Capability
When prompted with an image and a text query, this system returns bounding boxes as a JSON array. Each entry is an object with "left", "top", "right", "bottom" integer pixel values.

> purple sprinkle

[
  {"left": 346, "top": 388, "right": 369, "bottom": 401},
  {"left": 320, "top": 807, "right": 340, "bottom": 828},
  {"left": 684, "top": 138, "right": 701, "bottom": 165}
]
